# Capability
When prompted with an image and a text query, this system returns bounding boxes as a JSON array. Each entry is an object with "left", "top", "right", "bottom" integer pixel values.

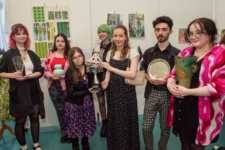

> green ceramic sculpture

[{"left": 175, "top": 56, "right": 198, "bottom": 88}]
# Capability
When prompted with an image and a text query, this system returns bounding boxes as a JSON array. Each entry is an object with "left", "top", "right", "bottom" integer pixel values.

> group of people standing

[{"left": 0, "top": 15, "right": 225, "bottom": 150}]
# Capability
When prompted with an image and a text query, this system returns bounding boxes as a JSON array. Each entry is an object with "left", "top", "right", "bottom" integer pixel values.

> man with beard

[{"left": 140, "top": 16, "right": 180, "bottom": 150}]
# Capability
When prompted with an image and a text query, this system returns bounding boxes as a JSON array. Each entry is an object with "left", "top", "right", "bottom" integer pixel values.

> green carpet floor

[{"left": 0, "top": 115, "right": 224, "bottom": 150}]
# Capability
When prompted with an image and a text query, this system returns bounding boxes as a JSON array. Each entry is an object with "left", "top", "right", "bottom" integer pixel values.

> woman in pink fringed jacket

[{"left": 166, "top": 18, "right": 225, "bottom": 150}]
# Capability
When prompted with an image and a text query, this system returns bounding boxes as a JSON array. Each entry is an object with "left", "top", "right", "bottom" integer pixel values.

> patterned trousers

[
  {"left": 49, "top": 81, "right": 67, "bottom": 136},
  {"left": 142, "top": 89, "right": 171, "bottom": 150}
]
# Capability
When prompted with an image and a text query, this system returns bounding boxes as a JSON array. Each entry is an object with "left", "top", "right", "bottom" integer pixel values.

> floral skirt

[{"left": 64, "top": 95, "right": 96, "bottom": 138}]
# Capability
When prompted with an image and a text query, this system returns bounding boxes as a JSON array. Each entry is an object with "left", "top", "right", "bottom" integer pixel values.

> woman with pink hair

[{"left": 0, "top": 23, "right": 45, "bottom": 150}]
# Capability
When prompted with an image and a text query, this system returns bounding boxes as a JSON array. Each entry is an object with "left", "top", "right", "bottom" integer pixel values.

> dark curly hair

[
  {"left": 185, "top": 18, "right": 217, "bottom": 44},
  {"left": 152, "top": 16, "right": 173, "bottom": 30}
]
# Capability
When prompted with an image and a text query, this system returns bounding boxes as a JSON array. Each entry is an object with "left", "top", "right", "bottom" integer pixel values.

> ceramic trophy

[
  {"left": 87, "top": 42, "right": 102, "bottom": 92},
  {"left": 53, "top": 64, "right": 64, "bottom": 76}
]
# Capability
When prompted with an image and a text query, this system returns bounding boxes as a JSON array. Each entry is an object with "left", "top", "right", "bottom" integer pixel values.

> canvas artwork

[
  {"left": 55, "top": 11, "right": 61, "bottom": 20},
  {"left": 33, "top": 23, "right": 39, "bottom": 41},
  {"left": 62, "top": 11, "right": 68, "bottom": 19},
  {"left": 33, "top": 7, "right": 45, "bottom": 22},
  {"left": 48, "top": 11, "right": 55, "bottom": 20},
  {"left": 178, "top": 28, "right": 188, "bottom": 44},
  {"left": 46, "top": 22, "right": 56, "bottom": 41},
  {"left": 107, "top": 13, "right": 123, "bottom": 33},
  {"left": 35, "top": 42, "right": 48, "bottom": 58},
  {"left": 129, "top": 13, "right": 145, "bottom": 37},
  {"left": 48, "top": 42, "right": 54, "bottom": 52},
  {"left": 41, "top": 23, "right": 47, "bottom": 41},
  {"left": 32, "top": 6, "right": 71, "bottom": 58},
  {"left": 57, "top": 22, "right": 70, "bottom": 38},
  {"left": 221, "top": 29, "right": 225, "bottom": 38}
]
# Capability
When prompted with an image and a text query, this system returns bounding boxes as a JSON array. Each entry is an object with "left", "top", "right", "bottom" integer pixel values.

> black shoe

[
  {"left": 72, "top": 145, "right": 79, "bottom": 150},
  {"left": 82, "top": 142, "right": 90, "bottom": 150},
  {"left": 60, "top": 136, "right": 67, "bottom": 143},
  {"left": 67, "top": 138, "right": 72, "bottom": 143},
  {"left": 100, "top": 119, "right": 107, "bottom": 137},
  {"left": 33, "top": 145, "right": 41, "bottom": 150}
]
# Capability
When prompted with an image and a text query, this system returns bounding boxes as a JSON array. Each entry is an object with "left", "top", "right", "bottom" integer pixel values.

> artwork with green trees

[
  {"left": 107, "top": 13, "right": 123, "bottom": 33},
  {"left": 62, "top": 11, "right": 68, "bottom": 19},
  {"left": 129, "top": 13, "right": 145, "bottom": 37},
  {"left": 48, "top": 11, "right": 55, "bottom": 20}
]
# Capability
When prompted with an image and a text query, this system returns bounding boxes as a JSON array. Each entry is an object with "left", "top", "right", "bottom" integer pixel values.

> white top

[
  {"left": 106, "top": 48, "right": 139, "bottom": 62},
  {"left": 24, "top": 54, "right": 34, "bottom": 75}
]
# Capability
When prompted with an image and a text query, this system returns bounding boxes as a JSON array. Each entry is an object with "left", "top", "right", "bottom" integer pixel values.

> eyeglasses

[
  {"left": 73, "top": 55, "right": 82, "bottom": 60},
  {"left": 187, "top": 32, "right": 205, "bottom": 39}
]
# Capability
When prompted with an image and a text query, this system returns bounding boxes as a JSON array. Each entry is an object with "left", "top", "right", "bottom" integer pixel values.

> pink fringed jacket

[
  {"left": 166, "top": 44, "right": 225, "bottom": 145},
  {"left": 43, "top": 52, "right": 69, "bottom": 90}
]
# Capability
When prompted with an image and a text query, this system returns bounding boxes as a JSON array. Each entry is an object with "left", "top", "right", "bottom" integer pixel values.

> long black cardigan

[
  {"left": 65, "top": 68, "right": 94, "bottom": 105},
  {"left": 0, "top": 48, "right": 45, "bottom": 118}
]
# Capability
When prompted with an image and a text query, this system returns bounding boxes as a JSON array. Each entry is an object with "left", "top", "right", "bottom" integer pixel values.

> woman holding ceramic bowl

[{"left": 43, "top": 33, "right": 70, "bottom": 143}]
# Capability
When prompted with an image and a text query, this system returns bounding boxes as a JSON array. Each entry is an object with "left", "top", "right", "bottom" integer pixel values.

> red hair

[{"left": 8, "top": 23, "right": 31, "bottom": 49}]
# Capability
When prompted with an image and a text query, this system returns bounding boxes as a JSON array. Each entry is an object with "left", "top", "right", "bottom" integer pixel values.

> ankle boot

[
  {"left": 100, "top": 119, "right": 107, "bottom": 137},
  {"left": 72, "top": 145, "right": 79, "bottom": 150},
  {"left": 72, "top": 138, "right": 79, "bottom": 150},
  {"left": 82, "top": 142, "right": 90, "bottom": 150}
]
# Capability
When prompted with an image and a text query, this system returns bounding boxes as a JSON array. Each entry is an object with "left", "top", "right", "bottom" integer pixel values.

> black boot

[
  {"left": 82, "top": 142, "right": 90, "bottom": 150},
  {"left": 72, "top": 138, "right": 79, "bottom": 150},
  {"left": 82, "top": 137, "right": 90, "bottom": 150},
  {"left": 100, "top": 119, "right": 107, "bottom": 137}
]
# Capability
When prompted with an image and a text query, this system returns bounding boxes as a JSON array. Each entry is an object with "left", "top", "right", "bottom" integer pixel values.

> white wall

[
  {"left": 6, "top": 0, "right": 225, "bottom": 127},
  {"left": 215, "top": 0, "right": 225, "bottom": 40}
]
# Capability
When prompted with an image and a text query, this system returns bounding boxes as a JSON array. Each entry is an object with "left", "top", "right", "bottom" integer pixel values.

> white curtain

[{"left": 0, "top": 0, "right": 9, "bottom": 50}]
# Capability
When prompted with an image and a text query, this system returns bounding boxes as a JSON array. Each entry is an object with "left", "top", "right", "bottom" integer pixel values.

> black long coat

[{"left": 0, "top": 48, "right": 45, "bottom": 118}]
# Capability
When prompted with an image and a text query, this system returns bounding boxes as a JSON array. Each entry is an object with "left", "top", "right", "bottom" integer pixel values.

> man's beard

[{"left": 157, "top": 34, "right": 169, "bottom": 43}]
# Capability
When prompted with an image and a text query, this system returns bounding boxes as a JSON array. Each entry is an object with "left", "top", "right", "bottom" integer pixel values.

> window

[{"left": 0, "top": 0, "right": 9, "bottom": 51}]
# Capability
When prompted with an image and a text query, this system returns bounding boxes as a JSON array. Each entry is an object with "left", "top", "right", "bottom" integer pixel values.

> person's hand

[
  {"left": 58, "top": 75, "right": 65, "bottom": 79},
  {"left": 176, "top": 85, "right": 190, "bottom": 97},
  {"left": 16, "top": 74, "right": 30, "bottom": 81},
  {"left": 101, "top": 62, "right": 112, "bottom": 71},
  {"left": 11, "top": 71, "right": 23, "bottom": 79},
  {"left": 167, "top": 83, "right": 183, "bottom": 98},
  {"left": 101, "top": 80, "right": 109, "bottom": 90},
  {"left": 86, "top": 67, "right": 90, "bottom": 73},
  {"left": 88, "top": 88, "right": 100, "bottom": 93},
  {"left": 50, "top": 75, "right": 61, "bottom": 80},
  {"left": 145, "top": 74, "right": 165, "bottom": 85},
  {"left": 154, "top": 79, "right": 166, "bottom": 85}
]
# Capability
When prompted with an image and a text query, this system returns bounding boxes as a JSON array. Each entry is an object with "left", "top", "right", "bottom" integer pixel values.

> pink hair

[{"left": 8, "top": 23, "right": 31, "bottom": 50}]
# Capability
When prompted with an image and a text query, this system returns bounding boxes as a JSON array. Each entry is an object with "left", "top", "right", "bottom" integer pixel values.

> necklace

[
  {"left": 20, "top": 50, "right": 27, "bottom": 60},
  {"left": 195, "top": 49, "right": 211, "bottom": 61}
]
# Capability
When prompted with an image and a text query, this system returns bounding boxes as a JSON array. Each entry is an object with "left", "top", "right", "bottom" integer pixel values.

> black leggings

[
  {"left": 71, "top": 137, "right": 89, "bottom": 146},
  {"left": 15, "top": 104, "right": 40, "bottom": 146}
]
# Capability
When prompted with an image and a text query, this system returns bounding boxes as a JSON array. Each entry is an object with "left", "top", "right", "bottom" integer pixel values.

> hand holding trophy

[{"left": 87, "top": 42, "right": 102, "bottom": 93}]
